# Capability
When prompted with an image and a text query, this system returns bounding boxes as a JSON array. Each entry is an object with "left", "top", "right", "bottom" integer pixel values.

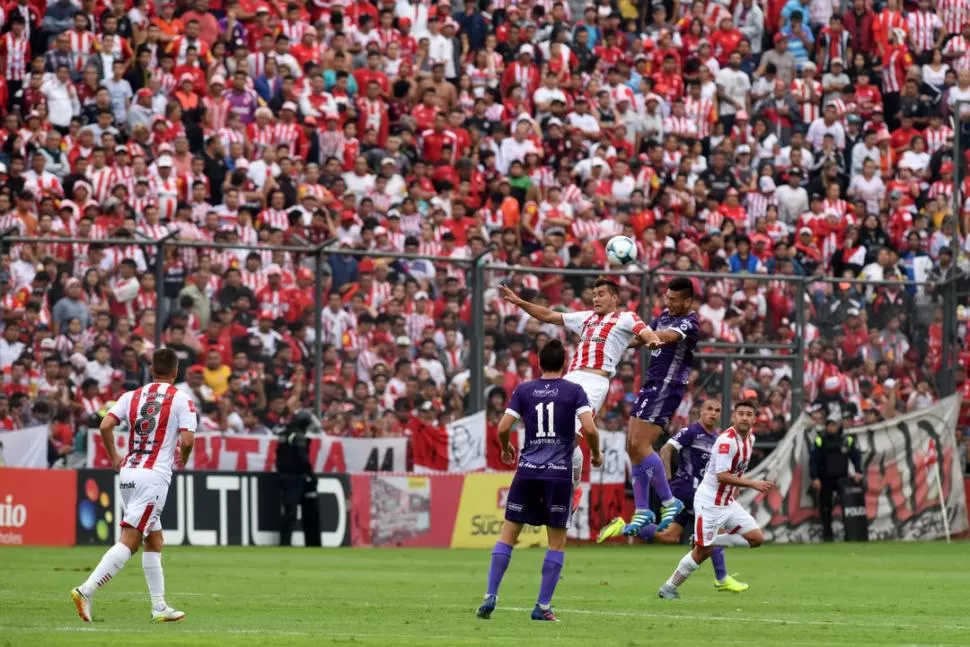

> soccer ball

[{"left": 605, "top": 235, "right": 638, "bottom": 267}]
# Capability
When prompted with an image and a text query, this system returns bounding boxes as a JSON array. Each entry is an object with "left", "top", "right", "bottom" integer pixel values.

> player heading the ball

[{"left": 475, "top": 339, "right": 603, "bottom": 622}]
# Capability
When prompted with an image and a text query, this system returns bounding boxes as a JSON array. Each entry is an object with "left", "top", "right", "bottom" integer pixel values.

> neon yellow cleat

[
  {"left": 714, "top": 574, "right": 750, "bottom": 592},
  {"left": 596, "top": 517, "right": 627, "bottom": 543}
]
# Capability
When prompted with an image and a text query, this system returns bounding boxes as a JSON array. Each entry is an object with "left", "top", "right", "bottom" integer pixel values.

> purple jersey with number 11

[{"left": 505, "top": 378, "right": 591, "bottom": 481}]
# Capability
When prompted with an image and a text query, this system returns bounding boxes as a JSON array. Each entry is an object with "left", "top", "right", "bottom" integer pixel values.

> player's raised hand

[
  {"left": 752, "top": 480, "right": 774, "bottom": 493},
  {"left": 498, "top": 285, "right": 521, "bottom": 305},
  {"left": 590, "top": 452, "right": 603, "bottom": 468},
  {"left": 111, "top": 455, "right": 124, "bottom": 472},
  {"left": 501, "top": 445, "right": 516, "bottom": 466}
]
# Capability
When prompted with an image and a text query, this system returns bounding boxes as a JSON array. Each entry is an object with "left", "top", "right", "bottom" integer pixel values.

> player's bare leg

[
  {"left": 623, "top": 418, "right": 681, "bottom": 535},
  {"left": 143, "top": 530, "right": 185, "bottom": 622},
  {"left": 477, "top": 521, "right": 523, "bottom": 619},
  {"left": 640, "top": 522, "right": 741, "bottom": 590},
  {"left": 659, "top": 529, "right": 762, "bottom": 599},
  {"left": 570, "top": 446, "right": 583, "bottom": 513},
  {"left": 71, "top": 527, "right": 142, "bottom": 622}
]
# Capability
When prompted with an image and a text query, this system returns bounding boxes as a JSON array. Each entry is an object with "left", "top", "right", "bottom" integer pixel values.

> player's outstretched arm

[
  {"left": 498, "top": 285, "right": 564, "bottom": 326},
  {"left": 659, "top": 443, "right": 677, "bottom": 479},
  {"left": 716, "top": 470, "right": 773, "bottom": 494},
  {"left": 578, "top": 410, "right": 603, "bottom": 467}
]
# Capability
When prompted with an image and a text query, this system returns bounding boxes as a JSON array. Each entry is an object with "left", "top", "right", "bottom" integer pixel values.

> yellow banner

[{"left": 450, "top": 473, "right": 548, "bottom": 548}]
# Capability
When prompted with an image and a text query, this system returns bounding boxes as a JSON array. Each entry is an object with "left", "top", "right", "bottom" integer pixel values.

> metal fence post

[
  {"left": 955, "top": 102, "right": 965, "bottom": 260},
  {"left": 468, "top": 246, "right": 494, "bottom": 414},
  {"left": 313, "top": 239, "right": 338, "bottom": 418},
  {"left": 941, "top": 276, "right": 957, "bottom": 397},
  {"left": 153, "top": 230, "right": 179, "bottom": 349},
  {"left": 721, "top": 359, "right": 733, "bottom": 431},
  {"left": 791, "top": 276, "right": 809, "bottom": 421},
  {"left": 638, "top": 264, "right": 653, "bottom": 378}
]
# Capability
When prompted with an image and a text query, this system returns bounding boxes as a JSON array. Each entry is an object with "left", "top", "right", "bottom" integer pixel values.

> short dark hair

[
  {"left": 539, "top": 339, "right": 567, "bottom": 373},
  {"left": 593, "top": 278, "right": 620, "bottom": 296},
  {"left": 668, "top": 277, "right": 694, "bottom": 297},
  {"left": 152, "top": 348, "right": 179, "bottom": 379},
  {"left": 734, "top": 399, "right": 757, "bottom": 413}
]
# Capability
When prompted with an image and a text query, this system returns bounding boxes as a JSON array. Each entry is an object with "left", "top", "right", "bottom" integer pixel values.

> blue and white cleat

[
  {"left": 656, "top": 499, "right": 685, "bottom": 531},
  {"left": 530, "top": 604, "right": 559, "bottom": 622},
  {"left": 476, "top": 594, "right": 497, "bottom": 619},
  {"left": 621, "top": 509, "right": 656, "bottom": 537},
  {"left": 657, "top": 584, "right": 680, "bottom": 600}
]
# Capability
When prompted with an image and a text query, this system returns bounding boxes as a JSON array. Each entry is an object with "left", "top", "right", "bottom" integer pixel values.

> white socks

[
  {"left": 81, "top": 543, "right": 132, "bottom": 596},
  {"left": 142, "top": 551, "right": 167, "bottom": 611},
  {"left": 711, "top": 533, "right": 751, "bottom": 548},
  {"left": 666, "top": 552, "right": 699, "bottom": 589}
]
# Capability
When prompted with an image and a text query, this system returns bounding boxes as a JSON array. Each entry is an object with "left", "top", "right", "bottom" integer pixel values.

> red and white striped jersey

[
  {"left": 202, "top": 96, "right": 231, "bottom": 133},
  {"left": 155, "top": 177, "right": 179, "bottom": 221},
  {"left": 154, "top": 69, "right": 177, "bottom": 96},
  {"left": 907, "top": 11, "right": 943, "bottom": 52},
  {"left": 695, "top": 426, "right": 754, "bottom": 507},
  {"left": 792, "top": 78, "right": 823, "bottom": 124},
  {"left": 940, "top": 0, "right": 970, "bottom": 35},
  {"left": 685, "top": 96, "right": 716, "bottom": 139},
  {"left": 258, "top": 208, "right": 289, "bottom": 231},
  {"left": 2, "top": 33, "right": 29, "bottom": 81},
  {"left": 273, "top": 122, "right": 301, "bottom": 156},
  {"left": 882, "top": 47, "right": 908, "bottom": 93},
  {"left": 106, "top": 382, "right": 198, "bottom": 482},
  {"left": 218, "top": 126, "right": 246, "bottom": 152},
  {"left": 945, "top": 35, "right": 970, "bottom": 71},
  {"left": 929, "top": 179, "right": 953, "bottom": 201},
  {"left": 87, "top": 167, "right": 118, "bottom": 203},
  {"left": 561, "top": 310, "right": 646, "bottom": 376},
  {"left": 663, "top": 116, "right": 698, "bottom": 139},
  {"left": 68, "top": 30, "right": 96, "bottom": 73},
  {"left": 280, "top": 19, "right": 311, "bottom": 43},
  {"left": 925, "top": 126, "right": 953, "bottom": 154}
]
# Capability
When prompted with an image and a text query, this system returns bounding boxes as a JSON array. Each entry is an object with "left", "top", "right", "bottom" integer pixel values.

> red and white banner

[
  {"left": 413, "top": 411, "right": 486, "bottom": 473},
  {"left": 0, "top": 426, "right": 49, "bottom": 468},
  {"left": 737, "top": 395, "right": 969, "bottom": 542},
  {"left": 86, "top": 432, "right": 407, "bottom": 474}
]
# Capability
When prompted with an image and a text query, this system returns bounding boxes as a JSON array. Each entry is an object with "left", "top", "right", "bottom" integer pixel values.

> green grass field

[{"left": 0, "top": 542, "right": 967, "bottom": 646}]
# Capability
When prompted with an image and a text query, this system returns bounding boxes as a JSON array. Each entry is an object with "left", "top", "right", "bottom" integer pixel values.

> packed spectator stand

[{"left": 0, "top": 0, "right": 969, "bottom": 473}]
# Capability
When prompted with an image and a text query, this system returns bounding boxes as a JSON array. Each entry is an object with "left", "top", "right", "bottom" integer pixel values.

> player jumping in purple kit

[
  {"left": 476, "top": 339, "right": 603, "bottom": 622},
  {"left": 598, "top": 277, "right": 698, "bottom": 539},
  {"left": 598, "top": 398, "right": 749, "bottom": 592}
]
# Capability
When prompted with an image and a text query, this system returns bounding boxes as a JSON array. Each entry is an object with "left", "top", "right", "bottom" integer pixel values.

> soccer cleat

[
  {"left": 657, "top": 584, "right": 680, "bottom": 600},
  {"left": 656, "top": 499, "right": 685, "bottom": 531},
  {"left": 530, "top": 604, "right": 559, "bottom": 622},
  {"left": 70, "top": 587, "right": 92, "bottom": 622},
  {"left": 476, "top": 594, "right": 497, "bottom": 619},
  {"left": 571, "top": 486, "right": 582, "bottom": 514},
  {"left": 622, "top": 509, "right": 656, "bottom": 537},
  {"left": 596, "top": 517, "right": 627, "bottom": 543},
  {"left": 714, "top": 574, "right": 750, "bottom": 593},
  {"left": 150, "top": 607, "right": 186, "bottom": 623}
]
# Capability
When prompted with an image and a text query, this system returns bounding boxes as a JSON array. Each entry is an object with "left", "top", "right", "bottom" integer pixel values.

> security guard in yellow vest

[{"left": 809, "top": 413, "right": 863, "bottom": 542}]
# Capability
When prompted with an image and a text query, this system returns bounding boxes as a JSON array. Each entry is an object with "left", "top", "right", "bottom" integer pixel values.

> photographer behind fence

[
  {"left": 809, "top": 411, "right": 864, "bottom": 542},
  {"left": 275, "top": 410, "right": 322, "bottom": 547}
]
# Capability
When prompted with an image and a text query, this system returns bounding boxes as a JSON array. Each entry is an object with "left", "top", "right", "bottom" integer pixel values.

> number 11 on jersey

[{"left": 535, "top": 402, "right": 555, "bottom": 438}]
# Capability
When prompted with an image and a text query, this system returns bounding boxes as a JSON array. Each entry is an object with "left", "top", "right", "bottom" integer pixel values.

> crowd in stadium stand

[{"left": 0, "top": 0, "right": 969, "bottom": 471}]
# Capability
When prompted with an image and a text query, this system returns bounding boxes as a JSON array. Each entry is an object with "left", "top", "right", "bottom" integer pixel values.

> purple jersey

[
  {"left": 645, "top": 310, "right": 699, "bottom": 385},
  {"left": 506, "top": 378, "right": 591, "bottom": 481},
  {"left": 668, "top": 422, "right": 718, "bottom": 491}
]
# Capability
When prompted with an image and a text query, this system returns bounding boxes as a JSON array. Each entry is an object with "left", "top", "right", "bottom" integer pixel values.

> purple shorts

[
  {"left": 632, "top": 381, "right": 685, "bottom": 429},
  {"left": 670, "top": 482, "right": 696, "bottom": 528},
  {"left": 505, "top": 476, "right": 572, "bottom": 529}
]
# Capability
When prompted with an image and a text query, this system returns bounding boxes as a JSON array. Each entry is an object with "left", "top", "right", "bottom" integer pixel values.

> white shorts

[
  {"left": 563, "top": 370, "right": 610, "bottom": 434},
  {"left": 118, "top": 468, "right": 169, "bottom": 534},
  {"left": 693, "top": 500, "right": 759, "bottom": 548}
]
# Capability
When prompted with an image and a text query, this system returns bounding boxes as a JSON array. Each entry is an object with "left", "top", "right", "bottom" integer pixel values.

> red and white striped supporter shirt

[
  {"left": 87, "top": 167, "right": 117, "bottom": 204},
  {"left": 685, "top": 96, "right": 716, "bottom": 139},
  {"left": 695, "top": 426, "right": 754, "bottom": 510},
  {"left": 792, "top": 78, "right": 822, "bottom": 124},
  {"left": 908, "top": 11, "right": 943, "bottom": 52},
  {"left": 941, "top": 0, "right": 970, "bottom": 34},
  {"left": 106, "top": 382, "right": 198, "bottom": 481},
  {"left": 561, "top": 310, "right": 646, "bottom": 376},
  {"left": 925, "top": 126, "right": 953, "bottom": 154},
  {"left": 2, "top": 33, "right": 29, "bottom": 81}
]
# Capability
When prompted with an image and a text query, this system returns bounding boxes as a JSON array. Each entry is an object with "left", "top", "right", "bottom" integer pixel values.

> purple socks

[
  {"left": 487, "top": 541, "right": 513, "bottom": 596},
  {"left": 538, "top": 549, "right": 565, "bottom": 606},
  {"left": 633, "top": 453, "right": 672, "bottom": 507},
  {"left": 711, "top": 547, "right": 728, "bottom": 581}
]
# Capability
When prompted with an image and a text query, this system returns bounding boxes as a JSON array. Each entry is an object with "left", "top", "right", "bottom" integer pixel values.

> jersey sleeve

[
  {"left": 561, "top": 310, "right": 593, "bottom": 335},
  {"left": 573, "top": 384, "right": 592, "bottom": 417},
  {"left": 105, "top": 391, "right": 132, "bottom": 425},
  {"left": 505, "top": 385, "right": 524, "bottom": 420},
  {"left": 669, "top": 314, "right": 700, "bottom": 342},
  {"left": 619, "top": 312, "right": 648, "bottom": 337},
  {"left": 667, "top": 425, "right": 694, "bottom": 451},
  {"left": 175, "top": 393, "right": 198, "bottom": 433},
  {"left": 712, "top": 436, "right": 738, "bottom": 474}
]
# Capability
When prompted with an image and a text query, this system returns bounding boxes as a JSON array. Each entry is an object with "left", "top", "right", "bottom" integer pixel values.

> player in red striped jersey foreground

[
  {"left": 657, "top": 400, "right": 773, "bottom": 600},
  {"left": 71, "top": 348, "right": 197, "bottom": 623}
]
